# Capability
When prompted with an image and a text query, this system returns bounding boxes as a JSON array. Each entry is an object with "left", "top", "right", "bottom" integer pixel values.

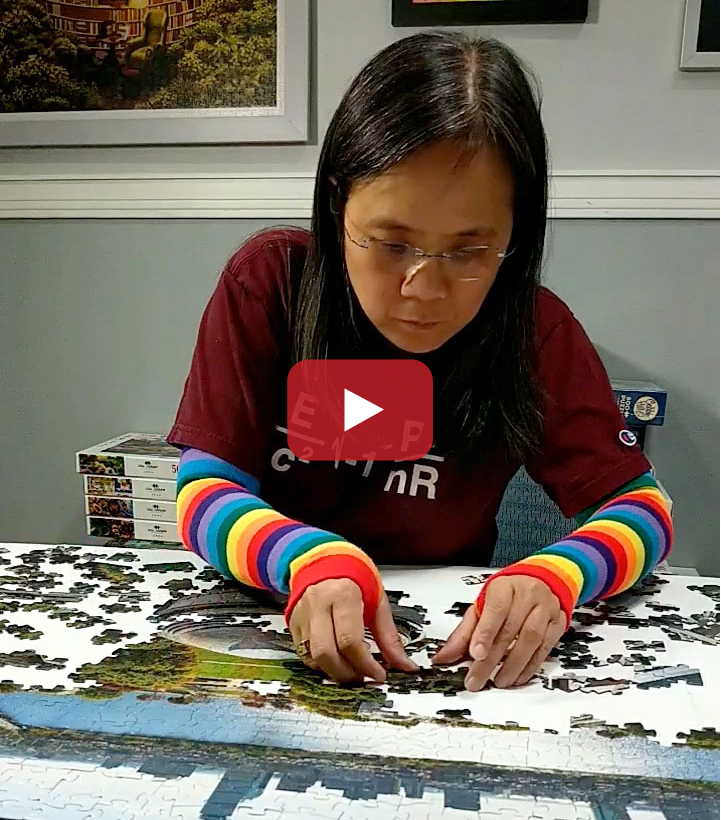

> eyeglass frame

[{"left": 342, "top": 214, "right": 514, "bottom": 283}]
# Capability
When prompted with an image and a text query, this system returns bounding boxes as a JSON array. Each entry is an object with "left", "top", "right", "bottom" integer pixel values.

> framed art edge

[
  {"left": 680, "top": 0, "right": 720, "bottom": 71},
  {"left": 0, "top": 0, "right": 310, "bottom": 147},
  {"left": 392, "top": 0, "right": 588, "bottom": 27},
  {"left": 0, "top": 171, "right": 718, "bottom": 219}
]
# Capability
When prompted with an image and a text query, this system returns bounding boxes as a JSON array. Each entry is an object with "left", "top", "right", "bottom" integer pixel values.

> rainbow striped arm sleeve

[
  {"left": 175, "top": 448, "right": 383, "bottom": 626},
  {"left": 476, "top": 472, "right": 673, "bottom": 629}
]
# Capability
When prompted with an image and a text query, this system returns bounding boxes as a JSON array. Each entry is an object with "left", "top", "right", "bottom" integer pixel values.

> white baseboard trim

[{"left": 0, "top": 170, "right": 717, "bottom": 219}]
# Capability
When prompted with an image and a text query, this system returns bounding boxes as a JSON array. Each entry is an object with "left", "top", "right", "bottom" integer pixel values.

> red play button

[{"left": 287, "top": 359, "right": 433, "bottom": 461}]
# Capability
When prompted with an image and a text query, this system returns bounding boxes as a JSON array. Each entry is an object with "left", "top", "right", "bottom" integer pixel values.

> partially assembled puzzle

[{"left": 0, "top": 542, "right": 718, "bottom": 819}]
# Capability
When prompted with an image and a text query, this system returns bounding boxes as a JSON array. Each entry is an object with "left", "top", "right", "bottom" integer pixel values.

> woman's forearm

[
  {"left": 477, "top": 472, "right": 673, "bottom": 628},
  {"left": 176, "top": 448, "right": 382, "bottom": 624}
]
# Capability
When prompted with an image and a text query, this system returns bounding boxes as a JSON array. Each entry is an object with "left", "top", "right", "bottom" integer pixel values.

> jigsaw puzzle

[{"left": 0, "top": 542, "right": 718, "bottom": 819}]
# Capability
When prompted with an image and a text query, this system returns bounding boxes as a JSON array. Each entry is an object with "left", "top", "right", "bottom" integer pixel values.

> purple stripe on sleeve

[
  {"left": 603, "top": 502, "right": 667, "bottom": 565},
  {"left": 560, "top": 533, "right": 618, "bottom": 599},
  {"left": 548, "top": 538, "right": 610, "bottom": 603},
  {"left": 611, "top": 498, "right": 671, "bottom": 544},
  {"left": 193, "top": 489, "right": 256, "bottom": 563},
  {"left": 266, "top": 526, "right": 318, "bottom": 593},
  {"left": 256, "top": 521, "right": 306, "bottom": 589}
]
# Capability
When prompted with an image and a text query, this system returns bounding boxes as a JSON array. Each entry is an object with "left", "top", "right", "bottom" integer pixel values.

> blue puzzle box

[{"left": 611, "top": 380, "right": 667, "bottom": 427}]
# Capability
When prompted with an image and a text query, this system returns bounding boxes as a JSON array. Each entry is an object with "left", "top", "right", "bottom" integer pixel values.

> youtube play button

[
  {"left": 344, "top": 389, "right": 383, "bottom": 432},
  {"left": 287, "top": 359, "right": 433, "bottom": 461}
]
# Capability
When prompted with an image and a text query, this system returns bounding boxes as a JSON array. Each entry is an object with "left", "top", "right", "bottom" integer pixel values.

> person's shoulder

[
  {"left": 228, "top": 226, "right": 311, "bottom": 264},
  {"left": 534, "top": 286, "right": 578, "bottom": 348},
  {"left": 223, "top": 226, "right": 311, "bottom": 301}
]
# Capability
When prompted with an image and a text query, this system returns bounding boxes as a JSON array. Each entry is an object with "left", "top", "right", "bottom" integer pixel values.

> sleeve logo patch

[{"left": 619, "top": 429, "right": 638, "bottom": 446}]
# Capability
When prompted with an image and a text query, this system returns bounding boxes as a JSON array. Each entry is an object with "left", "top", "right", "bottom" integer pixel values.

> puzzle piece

[{"left": 443, "top": 602, "right": 473, "bottom": 617}]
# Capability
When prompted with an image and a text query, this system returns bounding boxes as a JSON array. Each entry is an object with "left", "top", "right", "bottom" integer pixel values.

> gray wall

[
  {"left": 1, "top": 218, "right": 718, "bottom": 574},
  {"left": 1, "top": 0, "right": 718, "bottom": 573},
  {"left": 0, "top": 0, "right": 718, "bottom": 174}
]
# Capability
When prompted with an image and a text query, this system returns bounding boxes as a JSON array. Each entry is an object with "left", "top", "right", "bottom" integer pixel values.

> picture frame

[
  {"left": 0, "top": 0, "right": 309, "bottom": 147},
  {"left": 680, "top": 0, "right": 719, "bottom": 71},
  {"left": 392, "top": 0, "right": 588, "bottom": 27}
]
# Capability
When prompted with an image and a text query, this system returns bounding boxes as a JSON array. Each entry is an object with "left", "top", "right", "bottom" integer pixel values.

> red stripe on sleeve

[
  {"left": 285, "top": 554, "right": 381, "bottom": 627},
  {"left": 244, "top": 517, "right": 293, "bottom": 587},
  {"left": 181, "top": 480, "right": 239, "bottom": 547},
  {"left": 576, "top": 527, "right": 630, "bottom": 599}
]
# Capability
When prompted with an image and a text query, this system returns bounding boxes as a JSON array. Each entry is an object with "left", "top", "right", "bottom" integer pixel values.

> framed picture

[
  {"left": 392, "top": 0, "right": 588, "bottom": 27},
  {"left": 680, "top": 0, "right": 719, "bottom": 71},
  {"left": 0, "top": 0, "right": 308, "bottom": 147}
]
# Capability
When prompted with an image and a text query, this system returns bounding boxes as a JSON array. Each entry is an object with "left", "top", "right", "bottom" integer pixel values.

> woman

[{"left": 168, "top": 32, "right": 672, "bottom": 691}]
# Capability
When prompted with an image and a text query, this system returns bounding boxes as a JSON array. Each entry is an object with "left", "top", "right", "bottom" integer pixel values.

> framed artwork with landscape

[
  {"left": 392, "top": 0, "right": 588, "bottom": 27},
  {"left": 0, "top": 0, "right": 308, "bottom": 147}
]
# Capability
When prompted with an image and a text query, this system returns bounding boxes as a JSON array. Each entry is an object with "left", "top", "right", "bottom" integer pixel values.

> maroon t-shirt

[{"left": 168, "top": 227, "right": 650, "bottom": 566}]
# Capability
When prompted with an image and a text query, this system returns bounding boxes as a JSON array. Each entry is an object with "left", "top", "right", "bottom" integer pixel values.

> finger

[
  {"left": 469, "top": 578, "right": 514, "bottom": 661},
  {"left": 493, "top": 605, "right": 548, "bottom": 688},
  {"left": 432, "top": 605, "right": 477, "bottom": 665},
  {"left": 514, "top": 615, "right": 566, "bottom": 686},
  {"left": 465, "top": 598, "right": 534, "bottom": 692},
  {"left": 288, "top": 610, "right": 303, "bottom": 649},
  {"left": 372, "top": 594, "right": 419, "bottom": 671},
  {"left": 288, "top": 607, "right": 319, "bottom": 670},
  {"left": 332, "top": 600, "right": 387, "bottom": 682},
  {"left": 310, "top": 610, "right": 359, "bottom": 683}
]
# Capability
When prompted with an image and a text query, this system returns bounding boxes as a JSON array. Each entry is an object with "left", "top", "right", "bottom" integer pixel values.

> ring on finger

[{"left": 295, "top": 638, "right": 312, "bottom": 659}]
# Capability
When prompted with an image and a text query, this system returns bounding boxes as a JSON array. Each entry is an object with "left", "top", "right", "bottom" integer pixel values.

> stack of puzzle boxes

[{"left": 76, "top": 433, "right": 181, "bottom": 544}]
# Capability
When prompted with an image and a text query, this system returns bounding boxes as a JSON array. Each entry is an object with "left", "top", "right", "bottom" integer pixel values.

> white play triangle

[{"left": 344, "top": 388, "right": 383, "bottom": 432}]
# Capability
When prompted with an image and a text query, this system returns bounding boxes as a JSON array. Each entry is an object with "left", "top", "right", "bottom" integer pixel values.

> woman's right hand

[{"left": 287, "top": 578, "right": 419, "bottom": 683}]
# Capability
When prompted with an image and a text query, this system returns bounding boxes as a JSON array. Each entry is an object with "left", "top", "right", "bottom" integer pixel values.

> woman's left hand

[{"left": 431, "top": 575, "right": 567, "bottom": 691}]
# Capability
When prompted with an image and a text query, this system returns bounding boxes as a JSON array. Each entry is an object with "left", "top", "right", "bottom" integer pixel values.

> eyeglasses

[{"left": 343, "top": 218, "right": 513, "bottom": 283}]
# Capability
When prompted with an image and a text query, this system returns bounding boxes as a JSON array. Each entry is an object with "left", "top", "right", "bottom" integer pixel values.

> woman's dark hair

[{"left": 293, "top": 31, "right": 549, "bottom": 462}]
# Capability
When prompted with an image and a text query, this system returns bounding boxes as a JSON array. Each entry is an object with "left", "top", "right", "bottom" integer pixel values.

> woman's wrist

[
  {"left": 476, "top": 563, "right": 576, "bottom": 630},
  {"left": 285, "top": 546, "right": 383, "bottom": 627}
]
